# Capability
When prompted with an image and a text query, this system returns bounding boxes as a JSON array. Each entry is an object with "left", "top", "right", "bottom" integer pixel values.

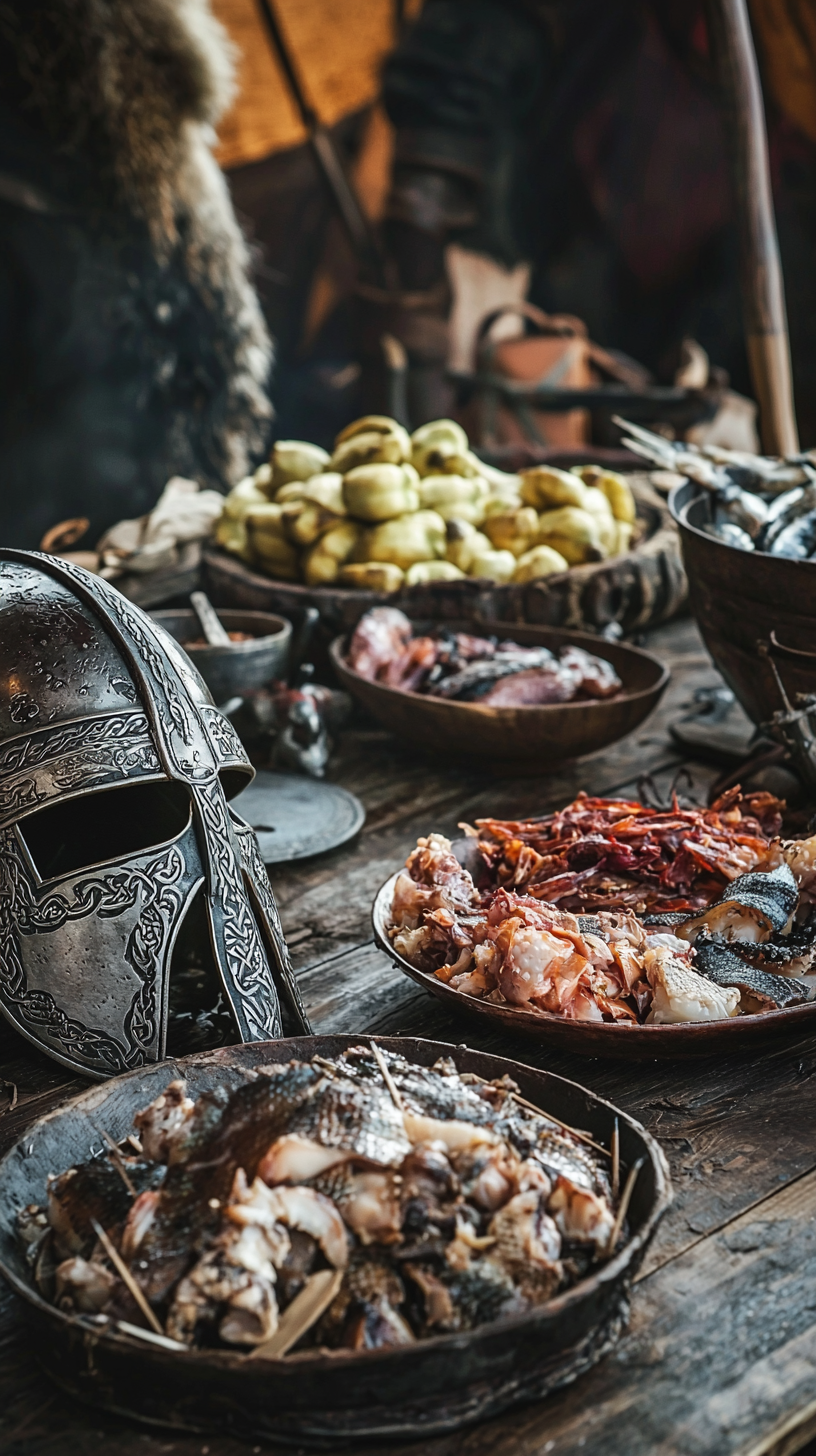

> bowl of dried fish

[
  {"left": 0, "top": 1036, "right": 670, "bottom": 1444},
  {"left": 330, "top": 612, "right": 668, "bottom": 770},
  {"left": 373, "top": 789, "right": 816, "bottom": 1055},
  {"left": 617, "top": 416, "right": 816, "bottom": 728}
]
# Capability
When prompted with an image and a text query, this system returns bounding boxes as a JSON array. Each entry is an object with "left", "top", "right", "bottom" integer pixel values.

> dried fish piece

[
  {"left": 645, "top": 947, "right": 740, "bottom": 1023},
  {"left": 677, "top": 864, "right": 798, "bottom": 946},
  {"left": 692, "top": 935, "right": 812, "bottom": 1013}
]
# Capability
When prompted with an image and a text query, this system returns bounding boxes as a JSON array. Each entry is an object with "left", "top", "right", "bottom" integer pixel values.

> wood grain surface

[{"left": 2, "top": 618, "right": 816, "bottom": 1456}]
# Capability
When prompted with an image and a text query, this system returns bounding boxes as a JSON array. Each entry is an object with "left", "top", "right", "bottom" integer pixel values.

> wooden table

[{"left": 2, "top": 617, "right": 816, "bottom": 1456}]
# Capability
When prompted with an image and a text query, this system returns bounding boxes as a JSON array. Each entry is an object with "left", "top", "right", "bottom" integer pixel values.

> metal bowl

[
  {"left": 150, "top": 609, "right": 291, "bottom": 706},
  {"left": 0, "top": 1035, "right": 669, "bottom": 1445},
  {"left": 330, "top": 622, "right": 669, "bottom": 771},
  {"left": 670, "top": 481, "right": 816, "bottom": 725},
  {"left": 373, "top": 874, "right": 816, "bottom": 1057}
]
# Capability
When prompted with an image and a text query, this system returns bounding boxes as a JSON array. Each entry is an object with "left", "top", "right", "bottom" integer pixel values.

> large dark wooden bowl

[
  {"left": 670, "top": 481, "right": 816, "bottom": 725},
  {"left": 330, "top": 622, "right": 669, "bottom": 771},
  {"left": 203, "top": 477, "right": 686, "bottom": 677},
  {"left": 0, "top": 1036, "right": 669, "bottom": 1445},
  {"left": 373, "top": 875, "right": 816, "bottom": 1057}
]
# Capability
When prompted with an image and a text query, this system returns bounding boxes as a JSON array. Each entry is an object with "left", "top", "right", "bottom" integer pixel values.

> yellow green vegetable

[
  {"left": 271, "top": 440, "right": 330, "bottom": 489},
  {"left": 416, "top": 474, "right": 488, "bottom": 523},
  {"left": 404, "top": 560, "right": 465, "bottom": 585},
  {"left": 445, "top": 520, "right": 492, "bottom": 572},
  {"left": 361, "top": 510, "right": 447, "bottom": 569},
  {"left": 303, "top": 521, "right": 361, "bottom": 585},
  {"left": 338, "top": 562, "right": 405, "bottom": 591},
  {"left": 521, "top": 466, "right": 588, "bottom": 511},
  {"left": 512, "top": 544, "right": 570, "bottom": 582},
  {"left": 343, "top": 463, "right": 420, "bottom": 522},
  {"left": 483, "top": 506, "right": 539, "bottom": 557},
  {"left": 467, "top": 548, "right": 516, "bottom": 582},
  {"left": 536, "top": 506, "right": 605, "bottom": 564}
]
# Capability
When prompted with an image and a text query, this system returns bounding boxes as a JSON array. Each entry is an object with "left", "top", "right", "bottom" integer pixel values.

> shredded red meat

[{"left": 472, "top": 788, "right": 784, "bottom": 915}]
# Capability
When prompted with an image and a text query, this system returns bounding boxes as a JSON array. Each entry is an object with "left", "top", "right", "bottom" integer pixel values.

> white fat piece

[{"left": 402, "top": 1112, "right": 496, "bottom": 1152}]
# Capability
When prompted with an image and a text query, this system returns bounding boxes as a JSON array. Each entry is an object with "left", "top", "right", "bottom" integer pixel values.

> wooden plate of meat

[
  {"left": 372, "top": 791, "right": 816, "bottom": 1056},
  {"left": 0, "top": 1036, "right": 670, "bottom": 1444},
  {"left": 330, "top": 612, "right": 669, "bottom": 770}
]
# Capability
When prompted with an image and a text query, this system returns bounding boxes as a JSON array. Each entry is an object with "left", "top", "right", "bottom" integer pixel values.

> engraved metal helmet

[{"left": 0, "top": 550, "right": 308, "bottom": 1079}]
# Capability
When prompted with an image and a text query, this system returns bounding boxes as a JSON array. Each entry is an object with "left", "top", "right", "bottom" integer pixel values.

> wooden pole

[{"left": 705, "top": 0, "right": 799, "bottom": 455}]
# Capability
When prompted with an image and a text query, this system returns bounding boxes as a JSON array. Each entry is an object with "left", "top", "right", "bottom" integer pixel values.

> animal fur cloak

[{"left": 0, "top": 0, "right": 272, "bottom": 547}]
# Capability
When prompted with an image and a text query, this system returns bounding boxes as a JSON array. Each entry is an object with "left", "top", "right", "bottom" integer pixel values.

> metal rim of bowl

[
  {"left": 372, "top": 872, "right": 816, "bottom": 1048},
  {"left": 150, "top": 609, "right": 292, "bottom": 654},
  {"left": 669, "top": 481, "right": 816, "bottom": 568}
]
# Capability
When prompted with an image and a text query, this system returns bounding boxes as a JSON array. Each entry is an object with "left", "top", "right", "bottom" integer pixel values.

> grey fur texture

[{"left": 1, "top": 0, "right": 272, "bottom": 487}]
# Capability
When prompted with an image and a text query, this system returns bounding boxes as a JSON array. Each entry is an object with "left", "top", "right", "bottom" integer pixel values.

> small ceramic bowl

[{"left": 151, "top": 609, "right": 291, "bottom": 705}]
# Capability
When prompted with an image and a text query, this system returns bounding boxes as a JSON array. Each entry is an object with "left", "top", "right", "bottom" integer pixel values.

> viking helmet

[{"left": 0, "top": 550, "right": 308, "bottom": 1079}]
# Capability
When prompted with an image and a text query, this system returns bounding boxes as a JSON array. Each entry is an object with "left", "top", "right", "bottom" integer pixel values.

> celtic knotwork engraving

[
  {"left": 0, "top": 715, "right": 162, "bottom": 824},
  {"left": 0, "top": 712, "right": 152, "bottom": 779},
  {"left": 0, "top": 833, "right": 185, "bottom": 1072},
  {"left": 200, "top": 706, "right": 247, "bottom": 765},
  {"left": 193, "top": 779, "right": 281, "bottom": 1042},
  {"left": 0, "top": 779, "right": 41, "bottom": 815},
  {"left": 52, "top": 740, "right": 160, "bottom": 791},
  {"left": 233, "top": 815, "right": 309, "bottom": 1033}
]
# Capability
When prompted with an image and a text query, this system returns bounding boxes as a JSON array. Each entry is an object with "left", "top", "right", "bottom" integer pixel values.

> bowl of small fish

[
  {"left": 0, "top": 1036, "right": 669, "bottom": 1444},
  {"left": 330, "top": 609, "right": 668, "bottom": 770},
  {"left": 373, "top": 788, "right": 816, "bottom": 1055},
  {"left": 618, "top": 416, "right": 816, "bottom": 728}
]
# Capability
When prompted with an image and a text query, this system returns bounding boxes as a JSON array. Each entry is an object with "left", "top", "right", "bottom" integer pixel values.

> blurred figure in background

[
  {"left": 374, "top": 0, "right": 816, "bottom": 443},
  {"left": 0, "top": 0, "right": 271, "bottom": 548}
]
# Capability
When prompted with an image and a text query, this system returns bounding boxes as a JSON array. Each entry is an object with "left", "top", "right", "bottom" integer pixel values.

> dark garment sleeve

[
  {"left": 384, "top": 0, "right": 551, "bottom": 178},
  {"left": 382, "top": 0, "right": 554, "bottom": 267}
]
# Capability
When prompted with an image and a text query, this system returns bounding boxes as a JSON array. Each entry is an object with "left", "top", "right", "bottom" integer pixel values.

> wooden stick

[
  {"left": 116, "top": 1320, "right": 188, "bottom": 1353},
  {"left": 90, "top": 1219, "right": 164, "bottom": 1337},
  {"left": 248, "top": 1268, "right": 343, "bottom": 1360},
  {"left": 370, "top": 1040, "right": 404, "bottom": 1111},
  {"left": 100, "top": 1130, "right": 136, "bottom": 1197},
  {"left": 704, "top": 0, "right": 798, "bottom": 454},
  {"left": 467, "top": 1073, "right": 610, "bottom": 1158},
  {"left": 611, "top": 1119, "right": 620, "bottom": 1202},
  {"left": 605, "top": 1157, "right": 644, "bottom": 1258}
]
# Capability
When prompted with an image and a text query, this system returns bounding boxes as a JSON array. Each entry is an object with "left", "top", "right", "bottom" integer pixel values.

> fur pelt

[{"left": 0, "top": 0, "right": 272, "bottom": 487}]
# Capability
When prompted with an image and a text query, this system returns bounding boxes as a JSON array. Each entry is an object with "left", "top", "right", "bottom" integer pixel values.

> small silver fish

[
  {"left": 702, "top": 521, "right": 754, "bottom": 550},
  {"left": 768, "top": 509, "right": 816, "bottom": 560},
  {"left": 713, "top": 488, "right": 769, "bottom": 539}
]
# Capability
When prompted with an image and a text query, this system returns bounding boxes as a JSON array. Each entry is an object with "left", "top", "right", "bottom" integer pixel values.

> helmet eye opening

[{"left": 16, "top": 779, "right": 192, "bottom": 881}]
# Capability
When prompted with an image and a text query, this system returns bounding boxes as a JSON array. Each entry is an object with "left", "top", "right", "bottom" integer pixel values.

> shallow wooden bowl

[
  {"left": 0, "top": 1036, "right": 669, "bottom": 1445},
  {"left": 373, "top": 875, "right": 816, "bottom": 1057},
  {"left": 330, "top": 622, "right": 669, "bottom": 771}
]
